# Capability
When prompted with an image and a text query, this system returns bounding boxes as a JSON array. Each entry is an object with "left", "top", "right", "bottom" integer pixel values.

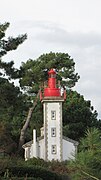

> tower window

[
  {"left": 51, "top": 128, "right": 56, "bottom": 137},
  {"left": 51, "top": 111, "right": 56, "bottom": 120},
  {"left": 51, "top": 145, "right": 57, "bottom": 154}
]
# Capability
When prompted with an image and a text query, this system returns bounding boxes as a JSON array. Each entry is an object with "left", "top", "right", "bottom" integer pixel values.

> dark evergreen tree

[
  {"left": 0, "top": 22, "right": 27, "bottom": 154},
  {"left": 63, "top": 90, "right": 101, "bottom": 141},
  {"left": 19, "top": 52, "right": 80, "bottom": 92},
  {"left": 69, "top": 128, "right": 101, "bottom": 180},
  {"left": 0, "top": 22, "right": 27, "bottom": 79}
]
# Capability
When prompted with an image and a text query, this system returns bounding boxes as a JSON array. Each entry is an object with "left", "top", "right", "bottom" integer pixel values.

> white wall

[
  {"left": 45, "top": 102, "right": 62, "bottom": 161},
  {"left": 39, "top": 138, "right": 44, "bottom": 159},
  {"left": 63, "top": 139, "right": 75, "bottom": 161},
  {"left": 24, "top": 138, "right": 76, "bottom": 161}
]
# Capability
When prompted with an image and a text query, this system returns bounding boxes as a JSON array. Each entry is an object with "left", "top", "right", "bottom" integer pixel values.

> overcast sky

[{"left": 1, "top": 0, "right": 101, "bottom": 118}]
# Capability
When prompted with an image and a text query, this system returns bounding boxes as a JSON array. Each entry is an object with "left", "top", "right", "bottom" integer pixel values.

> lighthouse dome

[{"left": 44, "top": 69, "right": 60, "bottom": 97}]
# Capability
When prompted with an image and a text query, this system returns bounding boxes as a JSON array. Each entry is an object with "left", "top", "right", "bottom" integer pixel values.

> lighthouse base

[{"left": 22, "top": 132, "right": 78, "bottom": 161}]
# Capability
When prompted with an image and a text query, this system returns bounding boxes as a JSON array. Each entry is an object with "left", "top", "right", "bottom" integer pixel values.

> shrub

[
  {"left": 0, "top": 157, "right": 70, "bottom": 180},
  {"left": 4, "top": 166, "right": 61, "bottom": 180}
]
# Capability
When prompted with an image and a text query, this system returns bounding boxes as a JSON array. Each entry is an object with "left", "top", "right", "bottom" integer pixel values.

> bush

[
  {"left": 9, "top": 165, "right": 61, "bottom": 180},
  {"left": 0, "top": 157, "right": 70, "bottom": 180}
]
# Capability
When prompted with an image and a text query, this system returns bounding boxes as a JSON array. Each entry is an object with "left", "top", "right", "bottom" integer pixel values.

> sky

[{"left": 0, "top": 0, "right": 101, "bottom": 118}]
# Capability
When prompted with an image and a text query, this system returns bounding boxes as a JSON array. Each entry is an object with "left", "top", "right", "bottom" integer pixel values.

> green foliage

[
  {"left": 0, "top": 122, "right": 17, "bottom": 155},
  {"left": 68, "top": 128, "right": 101, "bottom": 180},
  {"left": 0, "top": 22, "right": 27, "bottom": 58},
  {"left": 79, "top": 128, "right": 101, "bottom": 151},
  {"left": 19, "top": 52, "right": 80, "bottom": 92},
  {"left": 0, "top": 22, "right": 27, "bottom": 79},
  {"left": 30, "top": 99, "right": 43, "bottom": 137},
  {"left": 8, "top": 166, "right": 60, "bottom": 179},
  {"left": 0, "top": 77, "right": 30, "bottom": 145},
  {"left": 63, "top": 90, "right": 100, "bottom": 140},
  {"left": 0, "top": 22, "right": 28, "bottom": 153},
  {"left": 0, "top": 157, "right": 68, "bottom": 180},
  {"left": 26, "top": 157, "right": 69, "bottom": 175}
]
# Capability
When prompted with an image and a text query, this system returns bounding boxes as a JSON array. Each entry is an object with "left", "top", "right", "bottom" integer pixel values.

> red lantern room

[{"left": 44, "top": 69, "right": 60, "bottom": 97}]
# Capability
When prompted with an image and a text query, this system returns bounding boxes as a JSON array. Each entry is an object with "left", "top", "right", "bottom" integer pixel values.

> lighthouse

[
  {"left": 41, "top": 69, "right": 65, "bottom": 161},
  {"left": 22, "top": 69, "right": 78, "bottom": 161}
]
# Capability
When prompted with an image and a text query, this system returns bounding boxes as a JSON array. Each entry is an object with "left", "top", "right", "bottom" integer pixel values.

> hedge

[
  {"left": 0, "top": 158, "right": 70, "bottom": 180},
  {"left": 1, "top": 166, "right": 61, "bottom": 180}
]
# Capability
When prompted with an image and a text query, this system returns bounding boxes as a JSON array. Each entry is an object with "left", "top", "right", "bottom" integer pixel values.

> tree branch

[
  {"left": 82, "top": 170, "right": 100, "bottom": 180},
  {"left": 18, "top": 90, "right": 40, "bottom": 152}
]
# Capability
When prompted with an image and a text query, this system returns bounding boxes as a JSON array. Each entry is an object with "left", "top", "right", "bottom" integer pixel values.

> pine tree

[{"left": 0, "top": 22, "right": 27, "bottom": 78}]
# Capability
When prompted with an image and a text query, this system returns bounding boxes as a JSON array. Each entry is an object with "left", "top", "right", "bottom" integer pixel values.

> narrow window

[
  {"left": 51, "top": 128, "right": 56, "bottom": 137},
  {"left": 51, "top": 110, "right": 56, "bottom": 120},
  {"left": 51, "top": 145, "right": 57, "bottom": 154}
]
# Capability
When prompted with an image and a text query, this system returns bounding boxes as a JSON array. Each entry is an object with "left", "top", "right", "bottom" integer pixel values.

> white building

[{"left": 22, "top": 69, "right": 78, "bottom": 161}]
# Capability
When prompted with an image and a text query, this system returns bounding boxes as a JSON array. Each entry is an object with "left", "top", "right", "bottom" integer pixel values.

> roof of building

[
  {"left": 63, "top": 136, "right": 79, "bottom": 146},
  {"left": 22, "top": 140, "right": 33, "bottom": 148},
  {"left": 22, "top": 136, "right": 78, "bottom": 149}
]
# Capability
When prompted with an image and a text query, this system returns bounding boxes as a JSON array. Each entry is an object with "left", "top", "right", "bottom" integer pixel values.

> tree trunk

[{"left": 18, "top": 91, "right": 40, "bottom": 152}]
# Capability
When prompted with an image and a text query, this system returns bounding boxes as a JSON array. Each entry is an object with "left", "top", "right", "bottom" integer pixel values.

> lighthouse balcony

[{"left": 40, "top": 89, "right": 66, "bottom": 101}]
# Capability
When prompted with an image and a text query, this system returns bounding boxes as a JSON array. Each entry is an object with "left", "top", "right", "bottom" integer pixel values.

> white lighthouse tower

[
  {"left": 23, "top": 69, "right": 78, "bottom": 161},
  {"left": 41, "top": 69, "right": 65, "bottom": 161}
]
